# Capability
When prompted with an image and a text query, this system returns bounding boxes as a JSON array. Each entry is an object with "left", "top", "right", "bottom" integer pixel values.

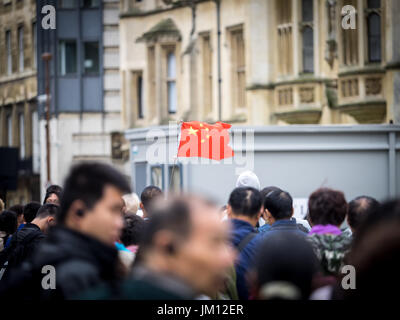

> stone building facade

[
  {"left": 0, "top": 0, "right": 40, "bottom": 206},
  {"left": 119, "top": 0, "right": 400, "bottom": 129}
]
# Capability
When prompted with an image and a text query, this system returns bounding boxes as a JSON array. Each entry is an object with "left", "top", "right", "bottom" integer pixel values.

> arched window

[
  {"left": 302, "top": 27, "right": 314, "bottom": 73},
  {"left": 367, "top": 12, "right": 381, "bottom": 62}
]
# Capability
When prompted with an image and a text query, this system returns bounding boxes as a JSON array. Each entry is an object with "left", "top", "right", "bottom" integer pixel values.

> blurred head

[
  {"left": 140, "top": 186, "right": 163, "bottom": 219},
  {"left": 227, "top": 187, "right": 263, "bottom": 227},
  {"left": 236, "top": 171, "right": 260, "bottom": 190},
  {"left": 122, "top": 193, "right": 140, "bottom": 215},
  {"left": 308, "top": 188, "right": 347, "bottom": 227},
  {"left": 23, "top": 202, "right": 42, "bottom": 223},
  {"left": 59, "top": 162, "right": 131, "bottom": 246},
  {"left": 347, "top": 196, "right": 379, "bottom": 234},
  {"left": 0, "top": 210, "right": 17, "bottom": 235},
  {"left": 138, "top": 196, "right": 235, "bottom": 297},
  {"left": 8, "top": 204, "right": 24, "bottom": 225},
  {"left": 0, "top": 198, "right": 4, "bottom": 212},
  {"left": 263, "top": 189, "right": 293, "bottom": 224},
  {"left": 120, "top": 214, "right": 145, "bottom": 247},
  {"left": 32, "top": 203, "right": 59, "bottom": 233},
  {"left": 343, "top": 199, "right": 400, "bottom": 299},
  {"left": 43, "top": 185, "right": 63, "bottom": 205},
  {"left": 250, "top": 233, "right": 319, "bottom": 300}
]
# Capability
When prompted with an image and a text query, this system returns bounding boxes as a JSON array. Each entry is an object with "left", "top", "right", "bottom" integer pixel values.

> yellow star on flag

[{"left": 188, "top": 126, "right": 198, "bottom": 135}]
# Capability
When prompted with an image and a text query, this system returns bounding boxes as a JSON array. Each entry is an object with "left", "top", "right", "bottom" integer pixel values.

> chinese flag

[{"left": 177, "top": 121, "right": 234, "bottom": 160}]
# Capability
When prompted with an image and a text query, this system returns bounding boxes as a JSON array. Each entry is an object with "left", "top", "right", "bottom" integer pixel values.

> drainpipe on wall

[{"left": 214, "top": 0, "right": 222, "bottom": 121}]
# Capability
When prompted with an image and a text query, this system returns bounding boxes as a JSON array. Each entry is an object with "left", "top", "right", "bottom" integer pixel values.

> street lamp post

[{"left": 42, "top": 52, "right": 52, "bottom": 185}]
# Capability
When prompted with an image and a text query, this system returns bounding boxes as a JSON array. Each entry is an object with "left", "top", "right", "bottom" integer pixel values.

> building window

[
  {"left": 150, "top": 165, "right": 164, "bottom": 190},
  {"left": 59, "top": 40, "right": 77, "bottom": 75},
  {"left": 19, "top": 113, "right": 25, "bottom": 159},
  {"left": 60, "top": 0, "right": 77, "bottom": 8},
  {"left": 342, "top": 0, "right": 358, "bottom": 66},
  {"left": 302, "top": 27, "right": 314, "bottom": 73},
  {"left": 6, "top": 30, "right": 12, "bottom": 75},
  {"left": 18, "top": 26, "right": 24, "bottom": 72},
  {"left": 32, "top": 22, "right": 37, "bottom": 69},
  {"left": 147, "top": 46, "right": 156, "bottom": 119},
  {"left": 7, "top": 114, "right": 12, "bottom": 147},
  {"left": 83, "top": 41, "right": 99, "bottom": 74},
  {"left": 366, "top": 0, "right": 382, "bottom": 63},
  {"left": 276, "top": 0, "right": 293, "bottom": 76},
  {"left": 81, "top": 0, "right": 100, "bottom": 8},
  {"left": 131, "top": 71, "right": 144, "bottom": 121},
  {"left": 137, "top": 74, "right": 144, "bottom": 119},
  {"left": 168, "top": 164, "right": 181, "bottom": 193},
  {"left": 202, "top": 33, "right": 213, "bottom": 116},
  {"left": 301, "top": 0, "right": 314, "bottom": 73},
  {"left": 302, "top": 0, "right": 313, "bottom": 22},
  {"left": 230, "top": 27, "right": 246, "bottom": 109},
  {"left": 166, "top": 50, "right": 177, "bottom": 114}
]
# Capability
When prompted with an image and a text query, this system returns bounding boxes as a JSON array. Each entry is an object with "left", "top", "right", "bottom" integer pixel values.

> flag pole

[{"left": 169, "top": 120, "right": 183, "bottom": 192}]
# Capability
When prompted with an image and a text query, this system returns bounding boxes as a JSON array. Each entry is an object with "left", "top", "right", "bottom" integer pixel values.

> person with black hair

[
  {"left": 335, "top": 199, "right": 400, "bottom": 300},
  {"left": 121, "top": 214, "right": 145, "bottom": 254},
  {"left": 1, "top": 162, "right": 131, "bottom": 300},
  {"left": 3, "top": 204, "right": 32, "bottom": 250},
  {"left": 249, "top": 232, "right": 319, "bottom": 300},
  {"left": 0, "top": 211, "right": 17, "bottom": 252},
  {"left": 307, "top": 188, "right": 352, "bottom": 276},
  {"left": 0, "top": 204, "right": 58, "bottom": 281},
  {"left": 140, "top": 185, "right": 163, "bottom": 220},
  {"left": 261, "top": 189, "right": 307, "bottom": 238},
  {"left": 23, "top": 202, "right": 42, "bottom": 224},
  {"left": 258, "top": 186, "right": 281, "bottom": 233},
  {"left": 227, "top": 187, "right": 263, "bottom": 300},
  {"left": 43, "top": 184, "right": 63, "bottom": 205},
  {"left": 8, "top": 205, "right": 24, "bottom": 226},
  {"left": 3, "top": 202, "right": 42, "bottom": 250},
  {"left": 347, "top": 196, "right": 379, "bottom": 235}
]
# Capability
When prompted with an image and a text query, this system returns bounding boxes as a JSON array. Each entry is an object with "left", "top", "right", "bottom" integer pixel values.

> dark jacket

[
  {"left": 0, "top": 224, "right": 45, "bottom": 282},
  {"left": 230, "top": 219, "right": 261, "bottom": 300},
  {"left": 9, "top": 223, "right": 45, "bottom": 260},
  {"left": 78, "top": 264, "right": 197, "bottom": 300},
  {"left": 1, "top": 225, "right": 120, "bottom": 300}
]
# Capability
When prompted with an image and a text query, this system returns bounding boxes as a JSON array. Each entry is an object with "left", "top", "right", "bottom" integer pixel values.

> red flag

[{"left": 177, "top": 121, "right": 234, "bottom": 160}]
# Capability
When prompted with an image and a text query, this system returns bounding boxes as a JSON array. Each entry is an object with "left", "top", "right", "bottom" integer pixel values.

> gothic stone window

[
  {"left": 301, "top": 0, "right": 314, "bottom": 73},
  {"left": 342, "top": 0, "right": 359, "bottom": 66},
  {"left": 276, "top": 0, "right": 293, "bottom": 76},
  {"left": 366, "top": 0, "right": 382, "bottom": 63}
]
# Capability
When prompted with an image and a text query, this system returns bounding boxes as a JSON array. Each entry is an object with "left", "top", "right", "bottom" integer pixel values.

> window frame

[
  {"left": 229, "top": 25, "right": 246, "bottom": 111},
  {"left": 165, "top": 47, "right": 177, "bottom": 114},
  {"left": 58, "top": 39, "right": 78, "bottom": 76},
  {"left": 365, "top": 0, "right": 382, "bottom": 64},
  {"left": 82, "top": 41, "right": 100, "bottom": 76},
  {"left": 18, "top": 25, "right": 24, "bottom": 72},
  {"left": 6, "top": 29, "right": 12, "bottom": 75},
  {"left": 19, "top": 112, "right": 25, "bottom": 159}
]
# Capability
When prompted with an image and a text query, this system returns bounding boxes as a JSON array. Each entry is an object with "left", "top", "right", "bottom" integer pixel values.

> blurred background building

[
  {"left": 35, "top": 0, "right": 130, "bottom": 201},
  {"left": 0, "top": 0, "right": 40, "bottom": 206},
  {"left": 119, "top": 0, "right": 400, "bottom": 128}
]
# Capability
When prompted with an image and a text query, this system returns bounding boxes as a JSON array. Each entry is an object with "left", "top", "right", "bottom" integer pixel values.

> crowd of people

[{"left": 0, "top": 161, "right": 399, "bottom": 300}]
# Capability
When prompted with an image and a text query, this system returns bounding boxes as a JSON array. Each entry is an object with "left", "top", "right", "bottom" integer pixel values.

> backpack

[
  {"left": 0, "top": 229, "right": 41, "bottom": 281},
  {"left": 219, "top": 232, "right": 258, "bottom": 300}
]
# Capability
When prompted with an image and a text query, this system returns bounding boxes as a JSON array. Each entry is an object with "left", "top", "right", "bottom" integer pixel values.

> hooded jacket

[{"left": 307, "top": 232, "right": 352, "bottom": 275}]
